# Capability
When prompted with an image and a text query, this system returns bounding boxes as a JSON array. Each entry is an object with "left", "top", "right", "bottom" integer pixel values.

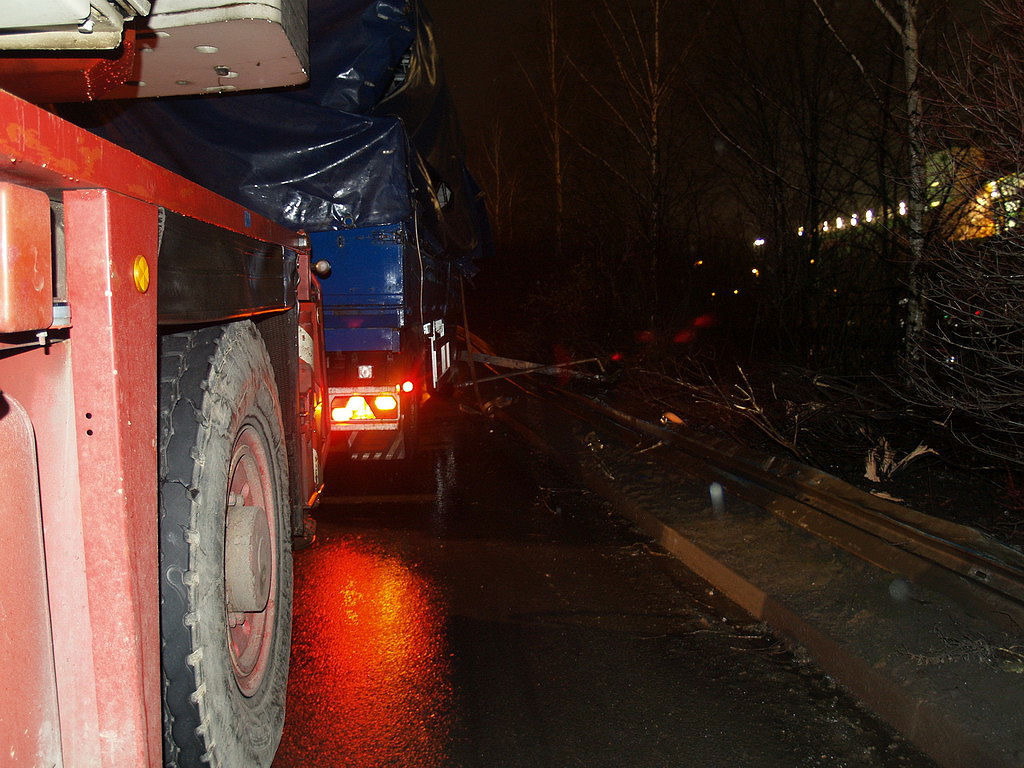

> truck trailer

[{"left": 0, "top": 1, "right": 486, "bottom": 766}]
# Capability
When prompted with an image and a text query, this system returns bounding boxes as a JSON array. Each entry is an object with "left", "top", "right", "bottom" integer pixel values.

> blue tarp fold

[{"left": 62, "top": 0, "right": 488, "bottom": 270}]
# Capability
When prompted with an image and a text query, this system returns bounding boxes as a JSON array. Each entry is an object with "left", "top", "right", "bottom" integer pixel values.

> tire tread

[
  {"left": 159, "top": 325, "right": 223, "bottom": 768},
  {"left": 158, "top": 322, "right": 292, "bottom": 768}
]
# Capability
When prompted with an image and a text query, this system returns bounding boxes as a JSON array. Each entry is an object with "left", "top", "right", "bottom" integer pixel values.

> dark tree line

[
  {"left": 466, "top": 0, "right": 1024, "bottom": 465},
  {"left": 902, "top": 0, "right": 1024, "bottom": 467}
]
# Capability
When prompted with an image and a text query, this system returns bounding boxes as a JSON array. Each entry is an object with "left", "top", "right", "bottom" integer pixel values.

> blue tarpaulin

[{"left": 62, "top": 0, "right": 488, "bottom": 271}]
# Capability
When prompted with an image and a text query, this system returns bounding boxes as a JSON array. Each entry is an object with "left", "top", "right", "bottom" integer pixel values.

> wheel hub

[
  {"left": 225, "top": 500, "right": 272, "bottom": 613},
  {"left": 224, "top": 425, "right": 279, "bottom": 697}
]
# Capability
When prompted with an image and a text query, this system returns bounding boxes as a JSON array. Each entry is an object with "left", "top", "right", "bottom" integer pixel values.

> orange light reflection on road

[{"left": 275, "top": 542, "right": 454, "bottom": 768}]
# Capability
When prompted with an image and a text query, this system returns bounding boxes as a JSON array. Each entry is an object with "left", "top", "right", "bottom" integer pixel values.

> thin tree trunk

[
  {"left": 873, "top": 0, "right": 925, "bottom": 358},
  {"left": 545, "top": 0, "right": 564, "bottom": 262},
  {"left": 648, "top": 0, "right": 663, "bottom": 318},
  {"left": 901, "top": 0, "right": 926, "bottom": 359}
]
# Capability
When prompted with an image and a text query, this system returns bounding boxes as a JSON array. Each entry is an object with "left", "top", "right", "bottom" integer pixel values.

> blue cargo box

[{"left": 311, "top": 224, "right": 406, "bottom": 352}]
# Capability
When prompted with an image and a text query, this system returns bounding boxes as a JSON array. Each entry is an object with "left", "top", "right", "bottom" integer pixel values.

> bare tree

[
  {"left": 702, "top": 0, "right": 906, "bottom": 368},
  {"left": 475, "top": 118, "right": 522, "bottom": 251},
  {"left": 544, "top": 0, "right": 565, "bottom": 261},
  {"left": 518, "top": 0, "right": 570, "bottom": 262},
  {"left": 563, "top": 0, "right": 709, "bottom": 325},
  {"left": 810, "top": 0, "right": 929, "bottom": 359},
  {"left": 873, "top": 0, "right": 927, "bottom": 356},
  {"left": 900, "top": 0, "right": 1024, "bottom": 467}
]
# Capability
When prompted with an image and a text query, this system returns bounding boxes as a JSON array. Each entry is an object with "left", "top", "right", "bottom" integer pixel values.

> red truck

[
  {"left": 0, "top": 2, "right": 487, "bottom": 766},
  {"left": 0, "top": 3, "right": 327, "bottom": 766}
]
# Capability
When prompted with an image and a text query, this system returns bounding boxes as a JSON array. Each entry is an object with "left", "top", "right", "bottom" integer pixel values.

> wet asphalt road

[{"left": 273, "top": 398, "right": 936, "bottom": 768}]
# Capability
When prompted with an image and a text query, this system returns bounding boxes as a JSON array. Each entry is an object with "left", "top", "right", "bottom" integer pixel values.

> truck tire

[{"left": 158, "top": 321, "right": 293, "bottom": 768}]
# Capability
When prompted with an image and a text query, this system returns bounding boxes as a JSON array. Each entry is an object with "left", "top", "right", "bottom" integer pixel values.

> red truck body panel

[
  {"left": 0, "top": 182, "right": 52, "bottom": 332},
  {"left": 64, "top": 189, "right": 162, "bottom": 767},
  {"left": 0, "top": 89, "right": 302, "bottom": 249},
  {"left": 0, "top": 88, "right": 320, "bottom": 767},
  {"left": 1, "top": 189, "right": 163, "bottom": 767},
  {"left": 0, "top": 30, "right": 138, "bottom": 104},
  {"left": 0, "top": 395, "right": 62, "bottom": 766}
]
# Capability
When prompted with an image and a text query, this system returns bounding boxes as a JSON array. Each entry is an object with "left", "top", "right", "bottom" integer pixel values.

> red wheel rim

[{"left": 225, "top": 424, "right": 278, "bottom": 697}]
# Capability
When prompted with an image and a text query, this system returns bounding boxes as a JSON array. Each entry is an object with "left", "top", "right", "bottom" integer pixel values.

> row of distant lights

[
  {"left": 711, "top": 180, "right": 1019, "bottom": 299},
  {"left": 703, "top": 207, "right": 902, "bottom": 298},
  {"left": 751, "top": 177, "right": 1024, "bottom": 249},
  {"left": 751, "top": 202, "right": 909, "bottom": 248},
  {"left": 731, "top": 206, "right": 909, "bottom": 297}
]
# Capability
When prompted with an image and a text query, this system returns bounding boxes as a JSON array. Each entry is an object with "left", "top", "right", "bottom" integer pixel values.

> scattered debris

[
  {"left": 635, "top": 440, "right": 664, "bottom": 454},
  {"left": 999, "top": 646, "right": 1024, "bottom": 674},
  {"left": 480, "top": 395, "right": 514, "bottom": 414},
  {"left": 871, "top": 490, "right": 905, "bottom": 502},
  {"left": 584, "top": 431, "right": 615, "bottom": 479},
  {"left": 619, "top": 541, "right": 671, "bottom": 557},
  {"left": 905, "top": 632, "right": 1024, "bottom": 672},
  {"left": 907, "top": 635, "right": 996, "bottom": 667},
  {"left": 619, "top": 364, "right": 1023, "bottom": 552},
  {"left": 864, "top": 436, "right": 936, "bottom": 483}
]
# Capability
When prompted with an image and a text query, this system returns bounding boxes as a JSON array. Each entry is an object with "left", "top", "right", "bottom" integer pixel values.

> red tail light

[{"left": 330, "top": 394, "right": 400, "bottom": 423}]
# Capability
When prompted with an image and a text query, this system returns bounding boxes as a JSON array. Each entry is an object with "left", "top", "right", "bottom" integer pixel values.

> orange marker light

[
  {"left": 374, "top": 395, "right": 398, "bottom": 411},
  {"left": 331, "top": 395, "right": 375, "bottom": 421},
  {"left": 133, "top": 255, "right": 151, "bottom": 293}
]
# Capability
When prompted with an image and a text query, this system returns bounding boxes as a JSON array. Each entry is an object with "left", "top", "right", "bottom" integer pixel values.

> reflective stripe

[{"left": 297, "top": 324, "right": 314, "bottom": 366}]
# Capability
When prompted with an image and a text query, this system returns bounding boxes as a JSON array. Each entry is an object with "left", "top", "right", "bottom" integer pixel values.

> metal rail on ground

[{"left": 509, "top": 380, "right": 1024, "bottom": 632}]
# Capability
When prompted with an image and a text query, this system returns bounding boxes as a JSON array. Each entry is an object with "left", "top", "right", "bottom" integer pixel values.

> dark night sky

[
  {"left": 424, "top": 0, "right": 981, "bottom": 193},
  {"left": 425, "top": 0, "right": 537, "bottom": 139}
]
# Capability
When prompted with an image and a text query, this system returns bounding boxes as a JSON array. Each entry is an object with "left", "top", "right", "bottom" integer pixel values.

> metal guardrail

[{"left": 515, "top": 383, "right": 1024, "bottom": 632}]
